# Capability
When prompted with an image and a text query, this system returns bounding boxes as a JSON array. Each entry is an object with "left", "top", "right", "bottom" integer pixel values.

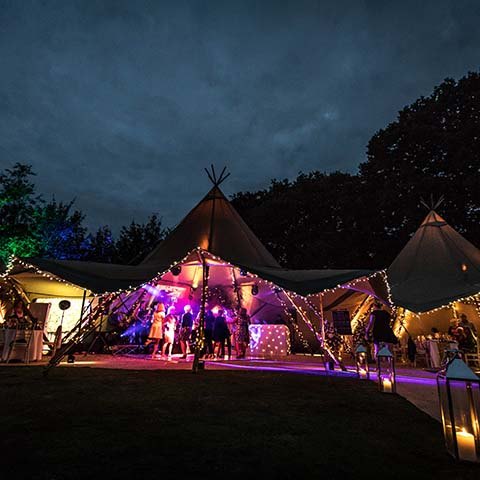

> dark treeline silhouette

[
  {"left": 1, "top": 72, "right": 479, "bottom": 268},
  {"left": 0, "top": 164, "right": 168, "bottom": 265},
  {"left": 232, "top": 72, "right": 480, "bottom": 269}
]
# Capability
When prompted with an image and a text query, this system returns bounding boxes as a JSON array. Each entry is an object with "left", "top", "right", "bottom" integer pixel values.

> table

[
  {"left": 1, "top": 329, "right": 43, "bottom": 362},
  {"left": 427, "top": 340, "right": 441, "bottom": 368},
  {"left": 249, "top": 324, "right": 290, "bottom": 357}
]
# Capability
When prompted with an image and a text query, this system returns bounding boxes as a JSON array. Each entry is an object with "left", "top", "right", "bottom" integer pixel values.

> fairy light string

[{"left": 14, "top": 247, "right": 475, "bottom": 366}]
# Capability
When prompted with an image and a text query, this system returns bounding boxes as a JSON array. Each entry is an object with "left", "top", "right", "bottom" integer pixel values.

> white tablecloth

[
  {"left": 1, "top": 329, "right": 43, "bottom": 362},
  {"left": 427, "top": 340, "right": 441, "bottom": 368},
  {"left": 249, "top": 324, "right": 290, "bottom": 357}
]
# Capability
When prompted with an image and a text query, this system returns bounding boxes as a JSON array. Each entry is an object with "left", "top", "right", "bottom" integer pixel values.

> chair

[
  {"left": 464, "top": 336, "right": 480, "bottom": 369},
  {"left": 413, "top": 338, "right": 430, "bottom": 368},
  {"left": 393, "top": 344, "right": 406, "bottom": 364},
  {"left": 5, "top": 328, "right": 34, "bottom": 363}
]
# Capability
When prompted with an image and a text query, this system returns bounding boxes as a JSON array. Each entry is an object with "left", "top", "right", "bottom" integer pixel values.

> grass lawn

[{"left": 0, "top": 366, "right": 478, "bottom": 480}]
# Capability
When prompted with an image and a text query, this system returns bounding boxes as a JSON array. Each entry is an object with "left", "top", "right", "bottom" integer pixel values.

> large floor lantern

[
  {"left": 355, "top": 344, "right": 369, "bottom": 379},
  {"left": 437, "top": 358, "right": 480, "bottom": 463},
  {"left": 377, "top": 345, "right": 396, "bottom": 393}
]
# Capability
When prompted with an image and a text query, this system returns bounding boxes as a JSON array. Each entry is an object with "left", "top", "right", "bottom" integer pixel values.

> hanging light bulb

[{"left": 171, "top": 265, "right": 182, "bottom": 276}]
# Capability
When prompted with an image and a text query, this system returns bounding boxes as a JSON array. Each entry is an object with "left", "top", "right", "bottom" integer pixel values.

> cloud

[{"left": 1, "top": 0, "right": 479, "bottom": 231}]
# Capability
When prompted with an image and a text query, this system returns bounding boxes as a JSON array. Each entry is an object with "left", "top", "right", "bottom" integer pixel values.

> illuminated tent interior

[
  {"left": 387, "top": 209, "right": 480, "bottom": 337},
  {"left": 3, "top": 169, "right": 388, "bottom": 361}
]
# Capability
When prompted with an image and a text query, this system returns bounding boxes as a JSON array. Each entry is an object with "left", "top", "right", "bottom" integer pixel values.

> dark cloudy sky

[{"left": 1, "top": 1, "right": 480, "bottom": 231}]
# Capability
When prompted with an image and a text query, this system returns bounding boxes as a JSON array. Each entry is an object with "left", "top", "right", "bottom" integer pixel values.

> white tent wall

[
  {"left": 395, "top": 302, "right": 480, "bottom": 339},
  {"left": 5, "top": 269, "right": 93, "bottom": 340},
  {"left": 117, "top": 256, "right": 322, "bottom": 354}
]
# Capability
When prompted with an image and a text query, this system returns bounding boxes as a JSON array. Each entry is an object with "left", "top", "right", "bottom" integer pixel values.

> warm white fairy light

[
  {"left": 5, "top": 247, "right": 404, "bottom": 368},
  {"left": 12, "top": 258, "right": 87, "bottom": 292}
]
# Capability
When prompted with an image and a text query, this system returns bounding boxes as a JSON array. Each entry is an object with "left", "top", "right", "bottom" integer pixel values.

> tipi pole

[
  {"left": 283, "top": 290, "right": 346, "bottom": 371},
  {"left": 319, "top": 293, "right": 325, "bottom": 348},
  {"left": 193, "top": 253, "right": 209, "bottom": 373},
  {"left": 231, "top": 268, "right": 242, "bottom": 310}
]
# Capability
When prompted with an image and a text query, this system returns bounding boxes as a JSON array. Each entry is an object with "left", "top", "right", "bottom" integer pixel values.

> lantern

[
  {"left": 355, "top": 344, "right": 369, "bottom": 380},
  {"left": 437, "top": 358, "right": 480, "bottom": 463},
  {"left": 377, "top": 346, "right": 396, "bottom": 393}
]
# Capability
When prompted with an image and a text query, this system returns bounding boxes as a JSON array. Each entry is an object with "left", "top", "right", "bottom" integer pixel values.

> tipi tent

[
  {"left": 387, "top": 210, "right": 480, "bottom": 336},
  {"left": 4, "top": 170, "right": 387, "bottom": 367},
  {"left": 141, "top": 185, "right": 281, "bottom": 269}
]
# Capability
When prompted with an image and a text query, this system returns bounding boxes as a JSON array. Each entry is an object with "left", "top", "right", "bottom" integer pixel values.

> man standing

[{"left": 458, "top": 313, "right": 478, "bottom": 353}]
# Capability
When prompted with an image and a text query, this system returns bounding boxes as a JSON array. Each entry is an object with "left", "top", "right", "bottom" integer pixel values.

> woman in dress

[
  {"left": 234, "top": 308, "right": 250, "bottom": 359},
  {"left": 147, "top": 303, "right": 165, "bottom": 359},
  {"left": 162, "top": 306, "right": 177, "bottom": 359}
]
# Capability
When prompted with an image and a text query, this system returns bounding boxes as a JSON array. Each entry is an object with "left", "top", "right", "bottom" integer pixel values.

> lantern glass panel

[
  {"left": 450, "top": 380, "right": 480, "bottom": 462},
  {"left": 438, "top": 375, "right": 480, "bottom": 463},
  {"left": 356, "top": 352, "right": 368, "bottom": 379},
  {"left": 437, "top": 376, "right": 454, "bottom": 453},
  {"left": 378, "top": 356, "right": 395, "bottom": 393}
]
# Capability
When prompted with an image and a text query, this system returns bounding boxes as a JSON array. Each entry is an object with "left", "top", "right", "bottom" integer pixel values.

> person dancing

[
  {"left": 162, "top": 306, "right": 177, "bottom": 359},
  {"left": 147, "top": 303, "right": 165, "bottom": 359},
  {"left": 179, "top": 305, "right": 193, "bottom": 359}
]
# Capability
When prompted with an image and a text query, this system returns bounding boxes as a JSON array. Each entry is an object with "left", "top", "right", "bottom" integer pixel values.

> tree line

[
  {"left": 1, "top": 71, "right": 479, "bottom": 269},
  {"left": 232, "top": 71, "right": 480, "bottom": 269},
  {"left": 0, "top": 164, "right": 168, "bottom": 265}
]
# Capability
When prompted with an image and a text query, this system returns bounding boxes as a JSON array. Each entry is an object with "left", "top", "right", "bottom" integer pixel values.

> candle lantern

[
  {"left": 377, "top": 346, "right": 396, "bottom": 393},
  {"left": 355, "top": 344, "right": 369, "bottom": 379},
  {"left": 437, "top": 358, "right": 480, "bottom": 463}
]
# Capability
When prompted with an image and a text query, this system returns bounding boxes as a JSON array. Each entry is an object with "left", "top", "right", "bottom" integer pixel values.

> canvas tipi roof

[
  {"left": 7, "top": 172, "right": 375, "bottom": 297},
  {"left": 141, "top": 185, "right": 281, "bottom": 269},
  {"left": 387, "top": 210, "right": 480, "bottom": 312}
]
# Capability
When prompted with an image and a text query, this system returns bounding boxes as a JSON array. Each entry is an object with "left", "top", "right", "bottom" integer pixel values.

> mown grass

[{"left": 0, "top": 366, "right": 478, "bottom": 479}]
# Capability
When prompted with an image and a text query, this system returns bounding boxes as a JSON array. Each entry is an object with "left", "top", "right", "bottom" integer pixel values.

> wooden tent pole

[
  {"left": 78, "top": 289, "right": 87, "bottom": 331},
  {"left": 231, "top": 268, "right": 242, "bottom": 310},
  {"left": 319, "top": 293, "right": 325, "bottom": 348},
  {"left": 192, "top": 253, "right": 208, "bottom": 373},
  {"left": 283, "top": 290, "right": 346, "bottom": 371}
]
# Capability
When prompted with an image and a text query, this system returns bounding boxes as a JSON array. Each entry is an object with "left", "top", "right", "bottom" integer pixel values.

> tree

[
  {"left": 232, "top": 172, "right": 363, "bottom": 268},
  {"left": 359, "top": 71, "right": 480, "bottom": 266},
  {"left": 35, "top": 199, "right": 88, "bottom": 260},
  {"left": 83, "top": 226, "right": 116, "bottom": 263},
  {"left": 114, "top": 214, "right": 168, "bottom": 264},
  {"left": 0, "top": 163, "right": 170, "bottom": 264},
  {"left": 0, "top": 163, "right": 41, "bottom": 261},
  {"left": 234, "top": 71, "right": 480, "bottom": 269},
  {"left": 0, "top": 164, "right": 89, "bottom": 263}
]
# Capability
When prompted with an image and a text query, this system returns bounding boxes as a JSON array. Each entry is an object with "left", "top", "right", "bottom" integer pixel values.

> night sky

[{"left": 1, "top": 1, "right": 480, "bottom": 232}]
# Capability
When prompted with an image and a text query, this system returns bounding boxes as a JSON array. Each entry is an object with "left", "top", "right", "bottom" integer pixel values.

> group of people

[
  {"left": 203, "top": 307, "right": 250, "bottom": 359},
  {"left": 364, "top": 301, "right": 479, "bottom": 366},
  {"left": 448, "top": 313, "right": 478, "bottom": 353},
  {"left": 145, "top": 303, "right": 251, "bottom": 360},
  {"left": 2, "top": 299, "right": 36, "bottom": 330}
]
